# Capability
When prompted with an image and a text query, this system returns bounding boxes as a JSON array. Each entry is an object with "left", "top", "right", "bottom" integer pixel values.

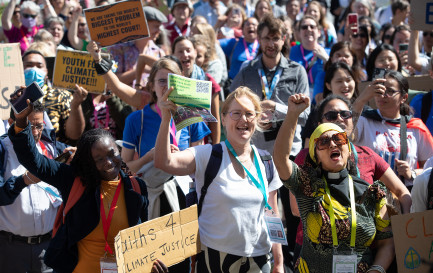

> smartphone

[
  {"left": 373, "top": 68, "right": 387, "bottom": 81},
  {"left": 9, "top": 82, "right": 44, "bottom": 114},
  {"left": 348, "top": 13, "right": 358, "bottom": 35},
  {"left": 399, "top": 43, "right": 409, "bottom": 53},
  {"left": 54, "top": 151, "right": 72, "bottom": 163}
]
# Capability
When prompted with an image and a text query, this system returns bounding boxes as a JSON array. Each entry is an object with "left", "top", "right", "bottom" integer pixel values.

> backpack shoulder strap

[
  {"left": 421, "top": 92, "right": 433, "bottom": 125},
  {"left": 257, "top": 148, "right": 274, "bottom": 184},
  {"left": 0, "top": 138, "right": 8, "bottom": 180},
  {"left": 52, "top": 177, "right": 85, "bottom": 237},
  {"left": 129, "top": 176, "right": 142, "bottom": 195},
  {"left": 427, "top": 169, "right": 433, "bottom": 210},
  {"left": 198, "top": 144, "right": 223, "bottom": 217}
]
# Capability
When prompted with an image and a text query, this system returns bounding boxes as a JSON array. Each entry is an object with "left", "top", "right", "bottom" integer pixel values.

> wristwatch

[{"left": 411, "top": 170, "right": 417, "bottom": 180}]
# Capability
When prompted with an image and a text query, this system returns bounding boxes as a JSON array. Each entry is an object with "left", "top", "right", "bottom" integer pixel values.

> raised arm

[
  {"left": 379, "top": 167, "right": 412, "bottom": 214},
  {"left": 67, "top": 5, "right": 84, "bottom": 50},
  {"left": 1, "top": 0, "right": 16, "bottom": 31},
  {"left": 407, "top": 30, "right": 425, "bottom": 73},
  {"left": 87, "top": 41, "right": 143, "bottom": 108},
  {"left": 273, "top": 94, "right": 310, "bottom": 180},
  {"left": 64, "top": 85, "right": 87, "bottom": 140},
  {"left": 135, "top": 54, "right": 159, "bottom": 87},
  {"left": 153, "top": 88, "right": 196, "bottom": 176}
]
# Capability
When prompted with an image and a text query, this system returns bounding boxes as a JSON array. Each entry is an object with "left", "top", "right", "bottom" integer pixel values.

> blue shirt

[
  {"left": 410, "top": 93, "right": 433, "bottom": 135},
  {"left": 289, "top": 45, "right": 328, "bottom": 88},
  {"left": 312, "top": 70, "right": 326, "bottom": 105},
  {"left": 219, "top": 37, "right": 258, "bottom": 79}
]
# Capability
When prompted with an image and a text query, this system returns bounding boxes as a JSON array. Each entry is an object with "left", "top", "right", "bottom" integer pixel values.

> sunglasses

[
  {"left": 323, "top": 110, "right": 352, "bottom": 121},
  {"left": 383, "top": 34, "right": 392, "bottom": 40},
  {"left": 22, "top": 13, "right": 37, "bottom": 19},
  {"left": 352, "top": 33, "right": 368, "bottom": 39},
  {"left": 30, "top": 123, "right": 44, "bottom": 131},
  {"left": 301, "top": 24, "right": 317, "bottom": 30},
  {"left": 315, "top": 132, "right": 348, "bottom": 150},
  {"left": 423, "top": 32, "right": 433, "bottom": 38}
]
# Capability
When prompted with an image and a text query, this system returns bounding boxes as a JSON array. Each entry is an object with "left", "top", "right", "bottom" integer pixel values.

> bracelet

[
  {"left": 24, "top": 172, "right": 37, "bottom": 184},
  {"left": 94, "top": 57, "right": 113, "bottom": 75},
  {"left": 367, "top": 265, "right": 386, "bottom": 273}
]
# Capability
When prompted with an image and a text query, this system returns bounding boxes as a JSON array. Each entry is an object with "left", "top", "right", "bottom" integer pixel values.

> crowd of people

[{"left": 1, "top": 0, "right": 433, "bottom": 272}]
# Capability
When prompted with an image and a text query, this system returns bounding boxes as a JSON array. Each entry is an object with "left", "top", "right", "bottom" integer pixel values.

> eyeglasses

[
  {"left": 423, "top": 32, "right": 433, "bottom": 37},
  {"left": 323, "top": 110, "right": 352, "bottom": 121},
  {"left": 383, "top": 88, "right": 400, "bottom": 97},
  {"left": 22, "top": 13, "right": 37, "bottom": 19},
  {"left": 30, "top": 123, "right": 44, "bottom": 131},
  {"left": 315, "top": 132, "right": 348, "bottom": 150},
  {"left": 300, "top": 24, "right": 317, "bottom": 30},
  {"left": 352, "top": 33, "right": 368, "bottom": 39},
  {"left": 225, "top": 110, "right": 257, "bottom": 122},
  {"left": 261, "top": 36, "right": 283, "bottom": 43}
]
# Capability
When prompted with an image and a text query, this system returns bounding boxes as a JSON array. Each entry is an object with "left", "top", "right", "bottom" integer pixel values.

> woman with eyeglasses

[
  {"left": 273, "top": 93, "right": 395, "bottom": 273},
  {"left": 153, "top": 87, "right": 284, "bottom": 273},
  {"left": 354, "top": 70, "right": 433, "bottom": 190},
  {"left": 289, "top": 15, "right": 330, "bottom": 94}
]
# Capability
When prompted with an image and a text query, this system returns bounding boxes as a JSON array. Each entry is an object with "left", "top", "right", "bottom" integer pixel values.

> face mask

[
  {"left": 21, "top": 16, "right": 37, "bottom": 29},
  {"left": 24, "top": 67, "right": 46, "bottom": 87}
]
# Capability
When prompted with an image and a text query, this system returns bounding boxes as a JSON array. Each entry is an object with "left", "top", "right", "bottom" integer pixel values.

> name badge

[
  {"left": 100, "top": 256, "right": 117, "bottom": 273},
  {"left": 332, "top": 254, "right": 357, "bottom": 273},
  {"left": 264, "top": 210, "right": 288, "bottom": 245}
]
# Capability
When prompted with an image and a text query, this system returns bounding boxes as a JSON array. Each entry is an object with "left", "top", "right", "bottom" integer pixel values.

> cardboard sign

[
  {"left": 412, "top": 0, "right": 433, "bottom": 31},
  {"left": 53, "top": 49, "right": 106, "bottom": 94},
  {"left": 0, "top": 43, "right": 25, "bottom": 119},
  {"left": 115, "top": 205, "right": 200, "bottom": 273},
  {"left": 391, "top": 210, "right": 433, "bottom": 273},
  {"left": 85, "top": 0, "right": 149, "bottom": 47}
]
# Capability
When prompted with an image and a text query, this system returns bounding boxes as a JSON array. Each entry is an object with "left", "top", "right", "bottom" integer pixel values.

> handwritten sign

[
  {"left": 412, "top": 0, "right": 433, "bottom": 31},
  {"left": 115, "top": 205, "right": 200, "bottom": 273},
  {"left": 391, "top": 210, "right": 433, "bottom": 273},
  {"left": 0, "top": 43, "right": 25, "bottom": 119},
  {"left": 85, "top": 0, "right": 149, "bottom": 47},
  {"left": 53, "top": 49, "right": 106, "bottom": 94}
]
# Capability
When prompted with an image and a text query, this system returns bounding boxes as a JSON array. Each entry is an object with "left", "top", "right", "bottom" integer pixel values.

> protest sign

[
  {"left": 53, "top": 49, "right": 106, "bottom": 94},
  {"left": 0, "top": 43, "right": 25, "bottom": 119},
  {"left": 115, "top": 205, "right": 200, "bottom": 273},
  {"left": 85, "top": 0, "right": 149, "bottom": 47},
  {"left": 391, "top": 210, "right": 433, "bottom": 273},
  {"left": 168, "top": 73, "right": 217, "bottom": 130},
  {"left": 412, "top": 0, "right": 433, "bottom": 31}
]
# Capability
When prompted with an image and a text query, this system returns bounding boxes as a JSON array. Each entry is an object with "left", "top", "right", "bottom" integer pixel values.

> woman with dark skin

[{"left": 8, "top": 97, "right": 168, "bottom": 273}]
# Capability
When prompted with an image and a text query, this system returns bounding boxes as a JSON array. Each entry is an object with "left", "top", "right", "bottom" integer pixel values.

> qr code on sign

[{"left": 196, "top": 81, "right": 210, "bottom": 94}]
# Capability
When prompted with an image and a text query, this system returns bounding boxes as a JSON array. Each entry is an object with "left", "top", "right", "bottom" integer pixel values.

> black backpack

[
  {"left": 186, "top": 143, "right": 275, "bottom": 216},
  {"left": 427, "top": 169, "right": 433, "bottom": 210}
]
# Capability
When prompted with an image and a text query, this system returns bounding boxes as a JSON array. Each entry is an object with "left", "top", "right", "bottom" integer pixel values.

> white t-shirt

[
  {"left": 410, "top": 167, "right": 431, "bottom": 213},
  {"left": 355, "top": 114, "right": 433, "bottom": 187},
  {"left": 188, "top": 142, "right": 282, "bottom": 257}
]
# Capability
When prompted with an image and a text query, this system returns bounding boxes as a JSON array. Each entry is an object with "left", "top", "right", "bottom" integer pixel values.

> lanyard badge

[
  {"left": 324, "top": 175, "right": 358, "bottom": 273},
  {"left": 100, "top": 254, "right": 117, "bottom": 273},
  {"left": 264, "top": 209, "right": 288, "bottom": 245}
]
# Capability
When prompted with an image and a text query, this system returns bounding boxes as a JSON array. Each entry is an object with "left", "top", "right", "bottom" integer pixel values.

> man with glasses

[
  {"left": 1, "top": 0, "right": 55, "bottom": 54},
  {"left": 0, "top": 103, "right": 69, "bottom": 273},
  {"left": 230, "top": 15, "right": 309, "bottom": 273}
]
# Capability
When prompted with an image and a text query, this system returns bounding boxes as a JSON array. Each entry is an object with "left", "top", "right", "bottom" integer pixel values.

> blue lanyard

[
  {"left": 258, "top": 67, "right": 283, "bottom": 100},
  {"left": 225, "top": 140, "right": 272, "bottom": 210}
]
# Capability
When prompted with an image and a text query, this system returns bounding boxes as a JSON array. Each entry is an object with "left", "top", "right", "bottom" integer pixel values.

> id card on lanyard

[
  {"left": 324, "top": 175, "right": 358, "bottom": 273},
  {"left": 258, "top": 67, "right": 283, "bottom": 100}
]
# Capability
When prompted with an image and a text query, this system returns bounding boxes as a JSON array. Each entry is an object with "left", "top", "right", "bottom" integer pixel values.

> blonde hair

[
  {"left": 146, "top": 58, "right": 182, "bottom": 103},
  {"left": 34, "top": 29, "right": 55, "bottom": 43},
  {"left": 195, "top": 23, "right": 218, "bottom": 61},
  {"left": 191, "top": 34, "right": 211, "bottom": 71},
  {"left": 225, "top": 4, "right": 247, "bottom": 23},
  {"left": 27, "top": 42, "right": 55, "bottom": 57},
  {"left": 305, "top": 1, "right": 329, "bottom": 30},
  {"left": 221, "top": 86, "right": 262, "bottom": 116}
]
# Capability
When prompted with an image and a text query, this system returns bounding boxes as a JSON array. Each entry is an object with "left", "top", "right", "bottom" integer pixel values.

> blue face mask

[{"left": 24, "top": 67, "right": 46, "bottom": 87}]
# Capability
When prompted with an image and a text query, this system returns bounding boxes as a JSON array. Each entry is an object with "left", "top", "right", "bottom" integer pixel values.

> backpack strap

[
  {"left": 421, "top": 92, "right": 433, "bottom": 125},
  {"left": 427, "top": 169, "right": 433, "bottom": 210},
  {"left": 198, "top": 144, "right": 223, "bottom": 217},
  {"left": 0, "top": 138, "right": 8, "bottom": 181},
  {"left": 52, "top": 177, "right": 85, "bottom": 237},
  {"left": 129, "top": 176, "right": 141, "bottom": 195},
  {"left": 257, "top": 148, "right": 274, "bottom": 184}
]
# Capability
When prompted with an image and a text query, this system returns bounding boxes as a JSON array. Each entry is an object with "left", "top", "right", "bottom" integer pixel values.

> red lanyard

[
  {"left": 300, "top": 45, "right": 315, "bottom": 84},
  {"left": 39, "top": 141, "right": 53, "bottom": 159},
  {"left": 100, "top": 179, "right": 122, "bottom": 255},
  {"left": 93, "top": 99, "right": 110, "bottom": 129},
  {"left": 243, "top": 39, "right": 258, "bottom": 61},
  {"left": 155, "top": 104, "right": 178, "bottom": 147},
  {"left": 174, "top": 20, "right": 191, "bottom": 37}
]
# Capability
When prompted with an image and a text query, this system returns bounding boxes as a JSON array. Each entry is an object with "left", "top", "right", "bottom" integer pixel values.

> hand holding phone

[
  {"left": 372, "top": 68, "right": 387, "bottom": 81},
  {"left": 348, "top": 13, "right": 358, "bottom": 35},
  {"left": 9, "top": 82, "right": 44, "bottom": 114}
]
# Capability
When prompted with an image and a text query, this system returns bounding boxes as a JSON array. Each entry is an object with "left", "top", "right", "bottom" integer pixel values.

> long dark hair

[
  {"left": 315, "top": 94, "right": 352, "bottom": 126},
  {"left": 383, "top": 70, "right": 413, "bottom": 116},
  {"left": 70, "top": 129, "right": 122, "bottom": 188},
  {"left": 323, "top": 62, "right": 359, "bottom": 103},
  {"left": 366, "top": 44, "right": 402, "bottom": 81}
]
